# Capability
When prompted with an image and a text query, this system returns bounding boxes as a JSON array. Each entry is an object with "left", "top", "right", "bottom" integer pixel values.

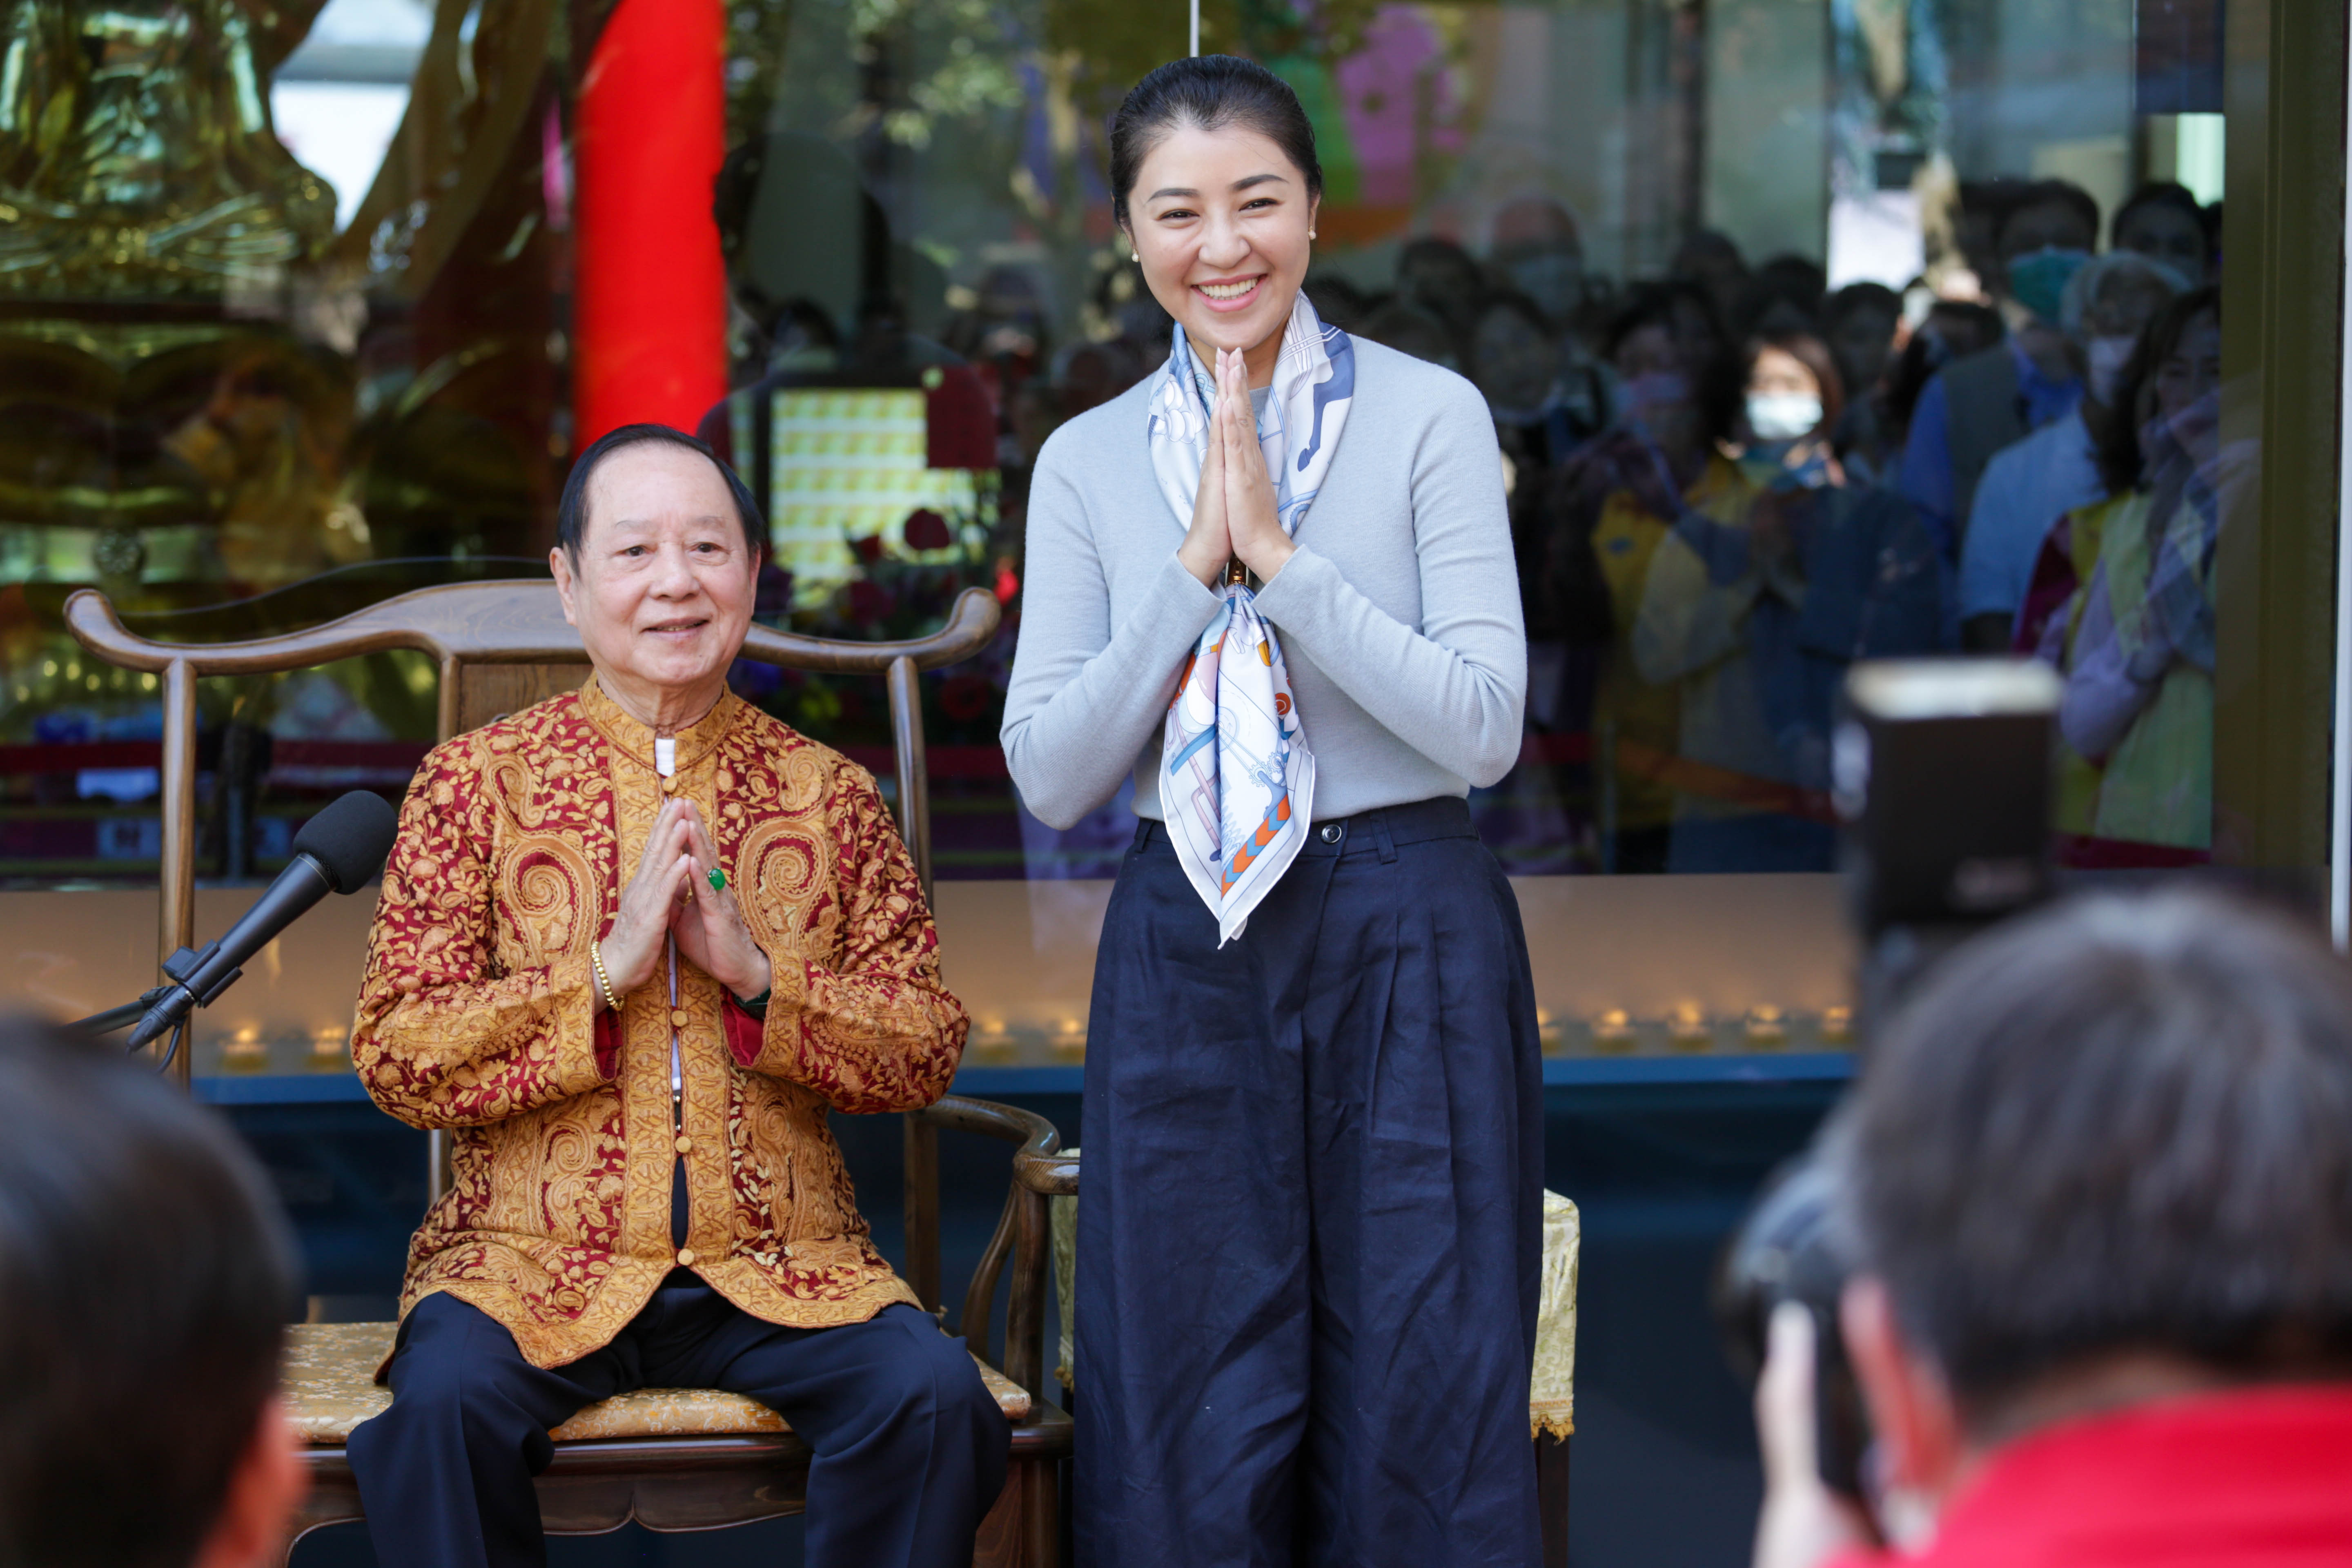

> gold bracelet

[{"left": 590, "top": 942, "right": 618, "bottom": 1012}]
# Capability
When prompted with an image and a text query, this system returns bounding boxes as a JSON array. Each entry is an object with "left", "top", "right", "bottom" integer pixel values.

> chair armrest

[
  {"left": 912, "top": 1095, "right": 1079, "bottom": 1196},
  {"left": 905, "top": 1096, "right": 1065, "bottom": 1394},
  {"left": 911, "top": 1094, "right": 1060, "bottom": 1150}
]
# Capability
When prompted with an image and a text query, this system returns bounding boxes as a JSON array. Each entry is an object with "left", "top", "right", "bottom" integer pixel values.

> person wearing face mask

[
  {"left": 2031, "top": 288, "right": 2236, "bottom": 862},
  {"left": 1633, "top": 332, "right": 1942, "bottom": 872},
  {"left": 1955, "top": 252, "right": 2185, "bottom": 650},
  {"left": 1896, "top": 179, "right": 2101, "bottom": 555},
  {"left": 1532, "top": 281, "right": 1743, "bottom": 873},
  {"left": 1488, "top": 195, "right": 1588, "bottom": 330}
]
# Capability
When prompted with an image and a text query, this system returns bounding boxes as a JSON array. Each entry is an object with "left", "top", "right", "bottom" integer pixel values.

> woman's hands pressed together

[
  {"left": 1176, "top": 353, "right": 1234, "bottom": 588},
  {"left": 1178, "top": 347, "right": 1294, "bottom": 588},
  {"left": 595, "top": 797, "right": 773, "bottom": 1007}
]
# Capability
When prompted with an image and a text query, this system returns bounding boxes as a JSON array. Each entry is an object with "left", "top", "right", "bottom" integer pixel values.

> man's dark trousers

[{"left": 347, "top": 1272, "right": 1010, "bottom": 1568}]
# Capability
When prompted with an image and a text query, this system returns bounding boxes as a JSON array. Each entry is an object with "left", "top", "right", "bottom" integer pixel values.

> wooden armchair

[{"left": 65, "top": 580, "right": 1072, "bottom": 1567}]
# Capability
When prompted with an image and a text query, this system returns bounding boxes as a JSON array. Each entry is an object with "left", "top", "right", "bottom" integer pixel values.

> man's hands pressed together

[
  {"left": 596, "top": 797, "right": 773, "bottom": 1007},
  {"left": 670, "top": 802, "right": 773, "bottom": 1004}
]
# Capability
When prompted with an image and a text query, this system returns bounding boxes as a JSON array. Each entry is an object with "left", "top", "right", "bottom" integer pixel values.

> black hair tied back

[{"left": 1109, "top": 55, "right": 1324, "bottom": 230}]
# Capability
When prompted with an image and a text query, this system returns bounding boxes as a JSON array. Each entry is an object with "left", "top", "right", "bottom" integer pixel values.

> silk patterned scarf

[{"left": 1147, "top": 292, "right": 1356, "bottom": 943}]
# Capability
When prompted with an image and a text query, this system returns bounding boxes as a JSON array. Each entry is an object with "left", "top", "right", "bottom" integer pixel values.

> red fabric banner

[{"left": 573, "top": 0, "right": 729, "bottom": 445}]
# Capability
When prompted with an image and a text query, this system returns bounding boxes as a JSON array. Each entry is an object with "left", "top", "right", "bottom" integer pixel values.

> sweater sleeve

[
  {"left": 1250, "top": 375, "right": 1527, "bottom": 787},
  {"left": 1000, "top": 428, "right": 1226, "bottom": 829}
]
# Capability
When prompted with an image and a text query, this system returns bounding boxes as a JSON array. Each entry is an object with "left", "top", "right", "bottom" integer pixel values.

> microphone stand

[{"left": 71, "top": 986, "right": 192, "bottom": 1074}]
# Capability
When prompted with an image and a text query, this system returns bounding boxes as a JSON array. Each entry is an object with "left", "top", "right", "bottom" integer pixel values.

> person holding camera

[{"left": 1755, "top": 887, "right": 2352, "bottom": 1568}]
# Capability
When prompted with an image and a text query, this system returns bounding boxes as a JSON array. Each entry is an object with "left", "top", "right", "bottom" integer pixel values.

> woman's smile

[{"left": 1193, "top": 274, "right": 1266, "bottom": 310}]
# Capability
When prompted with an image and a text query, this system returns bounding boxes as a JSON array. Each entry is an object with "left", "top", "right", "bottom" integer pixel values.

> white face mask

[
  {"left": 2085, "top": 334, "right": 2138, "bottom": 404},
  {"left": 1746, "top": 391, "right": 1823, "bottom": 442}
]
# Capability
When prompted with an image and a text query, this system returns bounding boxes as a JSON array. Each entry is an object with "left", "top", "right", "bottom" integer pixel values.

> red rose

[{"left": 903, "top": 508, "right": 953, "bottom": 551}]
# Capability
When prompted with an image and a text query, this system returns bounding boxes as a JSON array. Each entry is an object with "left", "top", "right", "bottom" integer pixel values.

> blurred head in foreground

[
  {"left": 0, "top": 1016, "right": 303, "bottom": 1568},
  {"left": 1828, "top": 887, "right": 2352, "bottom": 1499}
]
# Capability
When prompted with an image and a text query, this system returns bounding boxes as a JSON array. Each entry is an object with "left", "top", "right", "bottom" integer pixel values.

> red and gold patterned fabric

[{"left": 352, "top": 677, "right": 968, "bottom": 1369}]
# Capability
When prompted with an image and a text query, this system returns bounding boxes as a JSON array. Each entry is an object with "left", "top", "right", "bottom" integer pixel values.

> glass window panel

[{"left": 0, "top": 0, "right": 2335, "bottom": 1068}]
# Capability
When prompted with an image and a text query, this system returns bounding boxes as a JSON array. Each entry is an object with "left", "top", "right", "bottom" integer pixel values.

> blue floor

[{"left": 218, "top": 1061, "right": 1842, "bottom": 1567}]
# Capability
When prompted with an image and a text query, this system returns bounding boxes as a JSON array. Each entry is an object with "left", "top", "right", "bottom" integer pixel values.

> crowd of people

[{"left": 1287, "top": 178, "right": 2227, "bottom": 874}]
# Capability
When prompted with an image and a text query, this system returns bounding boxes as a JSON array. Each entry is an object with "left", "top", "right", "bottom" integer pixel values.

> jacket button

[
  {"left": 676, "top": 1247, "right": 696, "bottom": 1266},
  {"left": 662, "top": 775, "right": 679, "bottom": 793},
  {"left": 670, "top": 1008, "right": 689, "bottom": 1028},
  {"left": 1319, "top": 823, "right": 1343, "bottom": 844},
  {"left": 675, "top": 1134, "right": 693, "bottom": 1154}
]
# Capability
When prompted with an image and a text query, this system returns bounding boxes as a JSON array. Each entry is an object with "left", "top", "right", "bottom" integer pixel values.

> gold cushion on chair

[
  {"left": 1529, "top": 1191, "right": 1579, "bottom": 1440},
  {"left": 1048, "top": 1157, "right": 1579, "bottom": 1438},
  {"left": 281, "top": 1320, "right": 1031, "bottom": 1446}
]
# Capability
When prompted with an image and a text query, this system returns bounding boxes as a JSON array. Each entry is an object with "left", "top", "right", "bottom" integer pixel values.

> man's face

[
  {"left": 1998, "top": 199, "right": 2096, "bottom": 263},
  {"left": 2116, "top": 203, "right": 2208, "bottom": 289},
  {"left": 552, "top": 444, "right": 760, "bottom": 702},
  {"left": 1830, "top": 306, "right": 1899, "bottom": 392},
  {"left": 1472, "top": 304, "right": 1560, "bottom": 412}
]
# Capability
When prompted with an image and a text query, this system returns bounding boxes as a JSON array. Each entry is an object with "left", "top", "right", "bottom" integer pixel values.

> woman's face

[
  {"left": 1746, "top": 344, "right": 1820, "bottom": 401},
  {"left": 2151, "top": 310, "right": 2223, "bottom": 464},
  {"left": 2116, "top": 204, "right": 2208, "bottom": 289},
  {"left": 1125, "top": 122, "right": 1319, "bottom": 366},
  {"left": 1615, "top": 322, "right": 1694, "bottom": 438},
  {"left": 551, "top": 444, "right": 760, "bottom": 708},
  {"left": 2082, "top": 272, "right": 2176, "bottom": 341},
  {"left": 1743, "top": 343, "right": 1826, "bottom": 445}
]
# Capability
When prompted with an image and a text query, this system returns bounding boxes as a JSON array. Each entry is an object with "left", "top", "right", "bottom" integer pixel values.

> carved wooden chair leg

[{"left": 1537, "top": 1432, "right": 1571, "bottom": 1567}]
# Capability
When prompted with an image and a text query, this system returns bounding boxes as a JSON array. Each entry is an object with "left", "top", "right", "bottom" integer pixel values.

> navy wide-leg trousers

[
  {"left": 1075, "top": 797, "right": 1546, "bottom": 1568},
  {"left": 346, "top": 1275, "right": 1008, "bottom": 1568}
]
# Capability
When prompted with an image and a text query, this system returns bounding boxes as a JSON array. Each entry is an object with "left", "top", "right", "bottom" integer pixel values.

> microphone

[{"left": 127, "top": 790, "right": 401, "bottom": 1050}]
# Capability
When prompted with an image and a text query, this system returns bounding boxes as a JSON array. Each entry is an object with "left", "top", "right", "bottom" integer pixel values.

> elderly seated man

[
  {"left": 344, "top": 424, "right": 1004, "bottom": 1568},
  {"left": 1755, "top": 886, "right": 2352, "bottom": 1568}
]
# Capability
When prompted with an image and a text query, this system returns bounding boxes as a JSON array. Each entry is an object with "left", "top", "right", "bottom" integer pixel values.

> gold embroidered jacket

[{"left": 351, "top": 678, "right": 968, "bottom": 1368}]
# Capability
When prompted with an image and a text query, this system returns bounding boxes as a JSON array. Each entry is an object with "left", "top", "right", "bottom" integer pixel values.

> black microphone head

[{"left": 292, "top": 791, "right": 401, "bottom": 894}]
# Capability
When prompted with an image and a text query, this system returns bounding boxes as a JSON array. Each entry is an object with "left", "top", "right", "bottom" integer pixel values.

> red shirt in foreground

[{"left": 1831, "top": 1384, "right": 2352, "bottom": 1568}]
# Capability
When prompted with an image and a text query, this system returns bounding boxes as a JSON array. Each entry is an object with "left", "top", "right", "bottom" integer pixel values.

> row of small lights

[
  {"left": 10, "top": 659, "right": 160, "bottom": 704},
  {"left": 225, "top": 1007, "right": 1859, "bottom": 1073},
  {"left": 216, "top": 1023, "right": 350, "bottom": 1073},
  {"left": 962, "top": 1008, "right": 1856, "bottom": 1062},
  {"left": 1570, "top": 1004, "right": 1853, "bottom": 1051}
]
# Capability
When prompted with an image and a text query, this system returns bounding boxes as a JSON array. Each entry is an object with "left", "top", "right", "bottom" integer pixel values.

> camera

[{"left": 1713, "top": 658, "right": 2061, "bottom": 1500}]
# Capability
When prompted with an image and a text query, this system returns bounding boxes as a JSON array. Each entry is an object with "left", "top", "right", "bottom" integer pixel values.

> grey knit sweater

[{"left": 1001, "top": 335, "right": 1526, "bottom": 830}]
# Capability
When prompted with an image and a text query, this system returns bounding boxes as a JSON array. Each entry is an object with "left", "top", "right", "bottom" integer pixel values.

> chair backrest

[{"left": 66, "top": 579, "right": 1001, "bottom": 1314}]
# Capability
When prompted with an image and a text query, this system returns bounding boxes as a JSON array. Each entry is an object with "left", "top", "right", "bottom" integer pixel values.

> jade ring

[{"left": 706, "top": 866, "right": 727, "bottom": 895}]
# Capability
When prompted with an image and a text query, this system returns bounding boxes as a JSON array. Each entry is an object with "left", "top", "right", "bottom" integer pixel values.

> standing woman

[{"left": 1001, "top": 55, "right": 1541, "bottom": 1568}]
